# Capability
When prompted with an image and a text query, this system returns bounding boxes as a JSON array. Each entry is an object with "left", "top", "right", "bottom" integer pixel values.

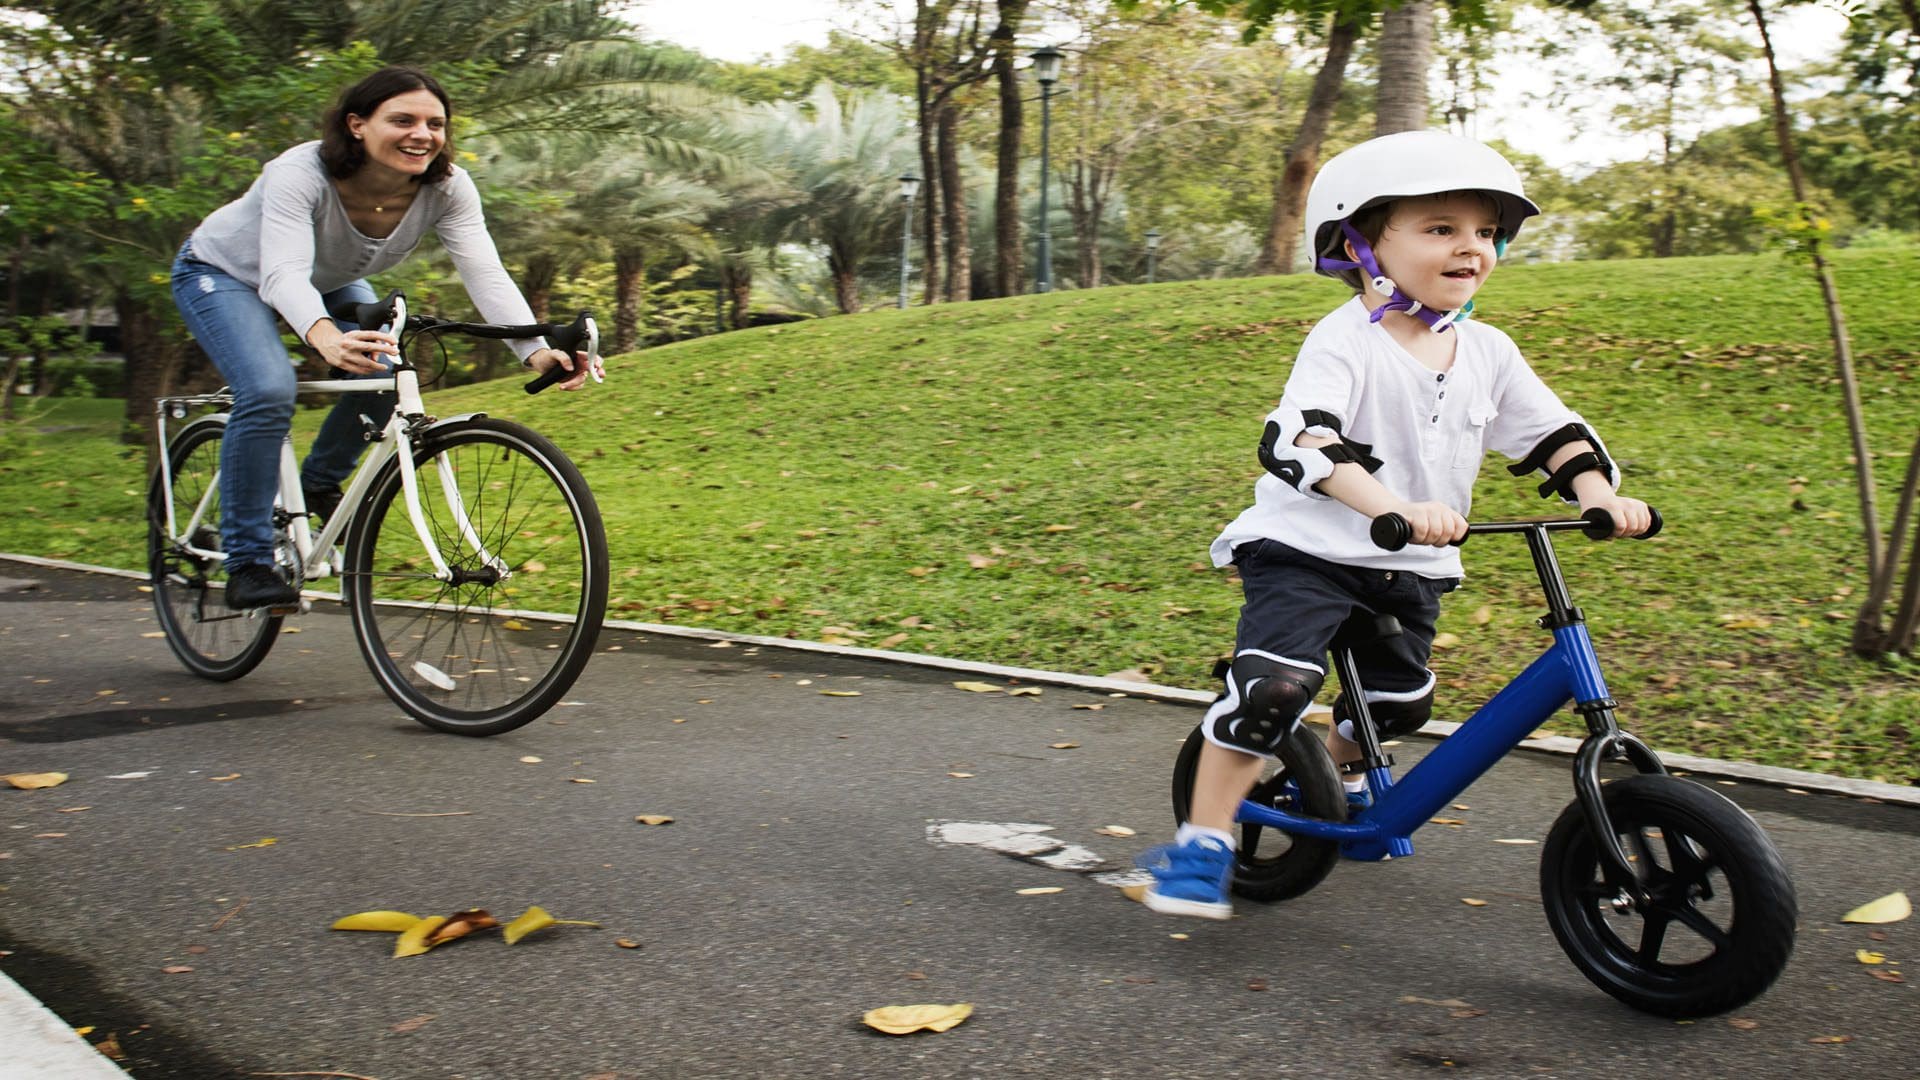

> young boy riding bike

[{"left": 1141, "top": 130, "right": 1653, "bottom": 920}]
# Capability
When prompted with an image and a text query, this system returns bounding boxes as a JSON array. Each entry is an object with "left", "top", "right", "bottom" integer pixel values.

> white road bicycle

[{"left": 147, "top": 291, "right": 609, "bottom": 736}]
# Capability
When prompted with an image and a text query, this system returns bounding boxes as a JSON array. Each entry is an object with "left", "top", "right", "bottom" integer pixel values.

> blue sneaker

[
  {"left": 1345, "top": 786, "right": 1373, "bottom": 811},
  {"left": 1137, "top": 836, "right": 1234, "bottom": 920}
]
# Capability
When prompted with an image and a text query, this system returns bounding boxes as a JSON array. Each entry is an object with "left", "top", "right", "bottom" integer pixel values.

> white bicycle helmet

[{"left": 1306, "top": 131, "right": 1540, "bottom": 313}]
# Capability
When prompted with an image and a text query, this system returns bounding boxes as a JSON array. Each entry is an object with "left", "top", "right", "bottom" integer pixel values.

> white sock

[
  {"left": 1343, "top": 777, "right": 1366, "bottom": 793},
  {"left": 1337, "top": 719, "right": 1355, "bottom": 741},
  {"left": 1175, "top": 823, "right": 1236, "bottom": 850}
]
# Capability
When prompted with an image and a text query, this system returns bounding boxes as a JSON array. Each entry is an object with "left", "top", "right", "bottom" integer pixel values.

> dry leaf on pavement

[
  {"left": 952, "top": 681, "right": 1002, "bottom": 693},
  {"left": 331, "top": 911, "right": 423, "bottom": 933},
  {"left": 3, "top": 772, "right": 69, "bottom": 790},
  {"left": 1842, "top": 892, "right": 1911, "bottom": 924},
  {"left": 862, "top": 1003, "right": 973, "bottom": 1035}
]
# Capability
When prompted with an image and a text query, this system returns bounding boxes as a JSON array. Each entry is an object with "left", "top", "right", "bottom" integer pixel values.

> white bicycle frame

[{"left": 154, "top": 297, "right": 504, "bottom": 589}]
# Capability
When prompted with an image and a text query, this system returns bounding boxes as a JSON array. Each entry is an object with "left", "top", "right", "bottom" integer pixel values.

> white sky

[{"left": 629, "top": 0, "right": 1854, "bottom": 174}]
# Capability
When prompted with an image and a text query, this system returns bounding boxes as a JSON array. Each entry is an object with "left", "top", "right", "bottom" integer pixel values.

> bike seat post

[{"left": 1329, "top": 617, "right": 1415, "bottom": 858}]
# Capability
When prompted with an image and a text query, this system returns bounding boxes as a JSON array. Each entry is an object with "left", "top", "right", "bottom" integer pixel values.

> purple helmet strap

[{"left": 1316, "top": 220, "right": 1463, "bottom": 334}]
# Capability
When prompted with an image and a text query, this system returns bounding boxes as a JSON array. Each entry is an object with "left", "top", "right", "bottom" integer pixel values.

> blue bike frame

[
  {"left": 1239, "top": 623, "right": 1603, "bottom": 861},
  {"left": 1234, "top": 514, "right": 1667, "bottom": 899}
]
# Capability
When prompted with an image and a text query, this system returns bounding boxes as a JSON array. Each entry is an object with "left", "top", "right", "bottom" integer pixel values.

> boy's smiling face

[{"left": 1354, "top": 191, "right": 1502, "bottom": 315}]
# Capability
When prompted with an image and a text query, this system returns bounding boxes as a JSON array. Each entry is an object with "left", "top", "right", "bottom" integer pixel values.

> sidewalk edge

[{"left": 0, "top": 969, "right": 129, "bottom": 1078}]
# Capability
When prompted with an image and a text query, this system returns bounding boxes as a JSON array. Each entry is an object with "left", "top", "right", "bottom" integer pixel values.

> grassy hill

[{"left": 6, "top": 247, "right": 1917, "bottom": 784}]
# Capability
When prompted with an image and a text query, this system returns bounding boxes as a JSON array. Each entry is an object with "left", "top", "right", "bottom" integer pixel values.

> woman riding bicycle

[{"left": 171, "top": 66, "right": 602, "bottom": 610}]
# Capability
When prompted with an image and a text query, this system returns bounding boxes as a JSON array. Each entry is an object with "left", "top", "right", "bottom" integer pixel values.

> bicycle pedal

[{"left": 265, "top": 600, "right": 308, "bottom": 616}]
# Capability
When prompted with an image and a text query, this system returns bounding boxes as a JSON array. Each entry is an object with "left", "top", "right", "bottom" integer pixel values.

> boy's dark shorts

[{"left": 1230, "top": 539, "right": 1458, "bottom": 696}]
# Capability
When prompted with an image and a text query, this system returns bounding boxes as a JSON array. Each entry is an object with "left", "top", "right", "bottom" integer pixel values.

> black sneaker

[
  {"left": 301, "top": 482, "right": 344, "bottom": 524},
  {"left": 225, "top": 563, "right": 298, "bottom": 610}
]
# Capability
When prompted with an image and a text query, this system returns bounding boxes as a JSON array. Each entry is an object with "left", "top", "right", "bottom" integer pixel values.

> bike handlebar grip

[
  {"left": 524, "top": 311, "right": 595, "bottom": 395},
  {"left": 1580, "top": 506, "right": 1664, "bottom": 540},
  {"left": 328, "top": 290, "right": 403, "bottom": 332},
  {"left": 1371, "top": 513, "right": 1412, "bottom": 552}
]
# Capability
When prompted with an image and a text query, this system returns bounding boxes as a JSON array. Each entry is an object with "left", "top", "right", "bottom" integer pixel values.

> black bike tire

[
  {"left": 342, "top": 417, "right": 608, "bottom": 736},
  {"left": 1172, "top": 722, "right": 1346, "bottom": 902},
  {"left": 1539, "top": 773, "right": 1797, "bottom": 1018},
  {"left": 147, "top": 415, "right": 282, "bottom": 680}
]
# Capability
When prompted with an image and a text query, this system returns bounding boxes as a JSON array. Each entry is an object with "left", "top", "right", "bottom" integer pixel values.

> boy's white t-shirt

[{"left": 1210, "top": 297, "right": 1599, "bottom": 579}]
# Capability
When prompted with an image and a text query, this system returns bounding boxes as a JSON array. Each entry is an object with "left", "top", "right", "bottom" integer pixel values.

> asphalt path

[{"left": 1, "top": 563, "right": 1915, "bottom": 1079}]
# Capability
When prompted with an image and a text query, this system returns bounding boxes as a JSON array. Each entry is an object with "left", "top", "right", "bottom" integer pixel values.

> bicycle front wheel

[
  {"left": 147, "top": 415, "right": 282, "bottom": 680},
  {"left": 342, "top": 417, "right": 608, "bottom": 735}
]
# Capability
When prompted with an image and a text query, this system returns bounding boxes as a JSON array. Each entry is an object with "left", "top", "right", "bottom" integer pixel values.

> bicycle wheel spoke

[
  {"left": 1668, "top": 900, "right": 1734, "bottom": 953},
  {"left": 1636, "top": 909, "right": 1673, "bottom": 963}
]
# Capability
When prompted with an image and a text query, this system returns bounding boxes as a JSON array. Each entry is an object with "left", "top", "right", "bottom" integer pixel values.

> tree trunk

[
  {"left": 118, "top": 293, "right": 186, "bottom": 454},
  {"left": 521, "top": 254, "right": 556, "bottom": 322},
  {"left": 1257, "top": 18, "right": 1359, "bottom": 275},
  {"left": 990, "top": 1, "right": 1028, "bottom": 299},
  {"left": 937, "top": 100, "right": 971, "bottom": 301},
  {"left": 726, "top": 263, "right": 752, "bottom": 328},
  {"left": 3, "top": 237, "right": 21, "bottom": 420},
  {"left": 1375, "top": 0, "right": 1435, "bottom": 134},
  {"left": 613, "top": 248, "right": 645, "bottom": 354},
  {"left": 829, "top": 241, "right": 860, "bottom": 314},
  {"left": 1749, "top": 0, "right": 1894, "bottom": 654},
  {"left": 1067, "top": 156, "right": 1112, "bottom": 289}
]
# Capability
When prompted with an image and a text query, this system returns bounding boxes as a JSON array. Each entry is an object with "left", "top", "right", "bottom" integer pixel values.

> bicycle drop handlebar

[
  {"left": 1369, "top": 506, "right": 1665, "bottom": 551},
  {"left": 328, "top": 290, "right": 600, "bottom": 395}
]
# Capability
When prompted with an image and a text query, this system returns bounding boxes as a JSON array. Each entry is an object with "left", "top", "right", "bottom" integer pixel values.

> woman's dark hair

[{"left": 318, "top": 67, "right": 454, "bottom": 183}]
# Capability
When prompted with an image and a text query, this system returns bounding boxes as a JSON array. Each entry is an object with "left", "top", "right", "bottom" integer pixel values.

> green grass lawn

[{"left": 6, "top": 247, "right": 1917, "bottom": 783}]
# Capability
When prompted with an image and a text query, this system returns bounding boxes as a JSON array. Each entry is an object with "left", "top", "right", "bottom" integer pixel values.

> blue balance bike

[{"left": 1171, "top": 509, "right": 1797, "bottom": 1018}]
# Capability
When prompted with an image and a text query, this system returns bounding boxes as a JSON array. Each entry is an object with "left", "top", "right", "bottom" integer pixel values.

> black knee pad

[
  {"left": 1333, "top": 688, "right": 1434, "bottom": 740},
  {"left": 1204, "top": 652, "right": 1324, "bottom": 754}
]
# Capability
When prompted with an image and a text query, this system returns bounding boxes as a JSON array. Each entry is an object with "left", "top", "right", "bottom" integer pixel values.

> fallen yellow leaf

[
  {"left": 820, "top": 690, "right": 862, "bottom": 697},
  {"left": 1461, "top": 898, "right": 1488, "bottom": 907},
  {"left": 1072, "top": 703, "right": 1106, "bottom": 711},
  {"left": 952, "top": 681, "right": 1002, "bottom": 693},
  {"left": 1048, "top": 742, "right": 1080, "bottom": 750},
  {"left": 501, "top": 619, "right": 531, "bottom": 631},
  {"left": 1016, "top": 887, "right": 1063, "bottom": 896},
  {"left": 425, "top": 909, "right": 498, "bottom": 945},
  {"left": 635, "top": 815, "right": 675, "bottom": 825},
  {"left": 502, "top": 906, "right": 556, "bottom": 945},
  {"left": 331, "top": 910, "right": 424, "bottom": 933},
  {"left": 946, "top": 772, "right": 974, "bottom": 779},
  {"left": 862, "top": 1003, "right": 973, "bottom": 1035},
  {"left": 394, "top": 916, "right": 449, "bottom": 957},
  {"left": 225, "top": 838, "right": 278, "bottom": 851},
  {"left": 3, "top": 772, "right": 69, "bottom": 790},
  {"left": 1842, "top": 891, "right": 1911, "bottom": 924},
  {"left": 1808, "top": 1035, "right": 1854, "bottom": 1044},
  {"left": 1856, "top": 949, "right": 1887, "bottom": 964},
  {"left": 1095, "top": 826, "right": 1136, "bottom": 838},
  {"left": 1430, "top": 817, "right": 1466, "bottom": 826},
  {"left": 615, "top": 939, "right": 641, "bottom": 949},
  {"left": 1006, "top": 687, "right": 1042, "bottom": 697}
]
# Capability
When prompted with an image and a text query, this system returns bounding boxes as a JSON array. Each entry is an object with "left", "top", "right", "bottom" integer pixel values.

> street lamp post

[
  {"left": 1029, "top": 45, "right": 1064, "bottom": 294},
  {"left": 897, "top": 173, "right": 921, "bottom": 310},
  {"left": 1145, "top": 228, "right": 1161, "bottom": 284}
]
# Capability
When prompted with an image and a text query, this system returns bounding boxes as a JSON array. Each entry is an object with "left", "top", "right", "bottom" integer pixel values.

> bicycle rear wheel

[
  {"left": 1172, "top": 722, "right": 1345, "bottom": 901},
  {"left": 147, "top": 415, "right": 282, "bottom": 680},
  {"left": 343, "top": 417, "right": 608, "bottom": 735}
]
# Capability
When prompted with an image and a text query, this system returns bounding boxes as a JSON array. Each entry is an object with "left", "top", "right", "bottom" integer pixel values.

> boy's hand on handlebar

[
  {"left": 1579, "top": 494, "right": 1654, "bottom": 538},
  {"left": 1393, "top": 501, "right": 1469, "bottom": 547},
  {"left": 525, "top": 347, "right": 601, "bottom": 391}
]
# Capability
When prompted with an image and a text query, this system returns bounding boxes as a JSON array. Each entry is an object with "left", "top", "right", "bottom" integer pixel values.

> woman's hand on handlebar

[
  {"left": 1578, "top": 494, "right": 1655, "bottom": 538},
  {"left": 1391, "top": 501, "right": 1469, "bottom": 548},
  {"left": 310, "top": 325, "right": 398, "bottom": 375},
  {"left": 524, "top": 347, "right": 601, "bottom": 391}
]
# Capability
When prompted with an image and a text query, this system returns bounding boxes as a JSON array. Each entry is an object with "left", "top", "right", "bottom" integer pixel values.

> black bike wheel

[
  {"left": 1172, "top": 722, "right": 1345, "bottom": 902},
  {"left": 147, "top": 415, "right": 282, "bottom": 680},
  {"left": 343, "top": 418, "right": 608, "bottom": 736},
  {"left": 1540, "top": 773, "right": 1797, "bottom": 1018}
]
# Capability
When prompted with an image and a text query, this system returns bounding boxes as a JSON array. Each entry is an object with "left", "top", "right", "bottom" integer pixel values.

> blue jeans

[{"left": 171, "top": 241, "right": 395, "bottom": 568}]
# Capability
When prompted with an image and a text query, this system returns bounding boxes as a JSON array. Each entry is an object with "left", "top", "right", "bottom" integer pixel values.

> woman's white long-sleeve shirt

[{"left": 187, "top": 141, "right": 543, "bottom": 359}]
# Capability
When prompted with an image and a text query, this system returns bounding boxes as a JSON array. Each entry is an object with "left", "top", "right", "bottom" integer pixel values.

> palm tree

[{"left": 753, "top": 83, "right": 920, "bottom": 314}]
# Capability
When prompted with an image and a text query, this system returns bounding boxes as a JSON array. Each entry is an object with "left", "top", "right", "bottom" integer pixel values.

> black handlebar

[
  {"left": 522, "top": 311, "right": 597, "bottom": 395},
  {"left": 1370, "top": 507, "right": 1664, "bottom": 551},
  {"left": 323, "top": 292, "right": 598, "bottom": 395}
]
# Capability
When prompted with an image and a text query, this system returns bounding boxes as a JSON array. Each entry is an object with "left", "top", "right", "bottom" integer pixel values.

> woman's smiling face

[{"left": 347, "top": 88, "right": 447, "bottom": 179}]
